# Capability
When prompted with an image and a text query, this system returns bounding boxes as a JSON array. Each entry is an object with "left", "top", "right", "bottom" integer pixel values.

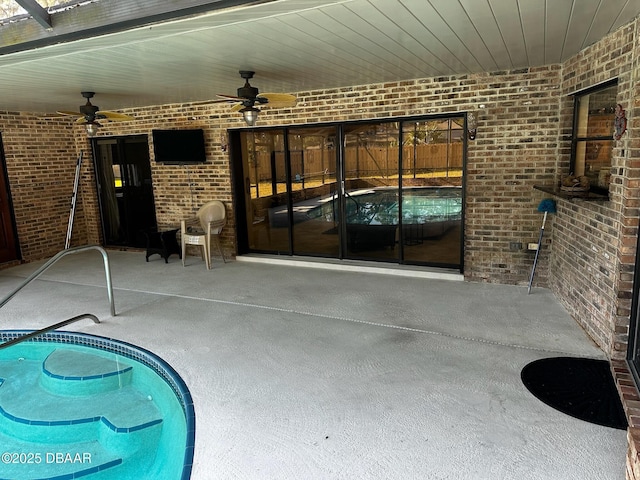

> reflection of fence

[{"left": 250, "top": 144, "right": 463, "bottom": 182}]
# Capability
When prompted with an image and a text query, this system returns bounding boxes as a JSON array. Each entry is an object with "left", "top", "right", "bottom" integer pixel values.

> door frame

[
  {"left": 0, "top": 133, "right": 20, "bottom": 263},
  {"left": 627, "top": 229, "right": 640, "bottom": 385}
]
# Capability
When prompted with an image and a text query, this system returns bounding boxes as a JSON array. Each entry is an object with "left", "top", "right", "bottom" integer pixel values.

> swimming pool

[{"left": 0, "top": 330, "right": 194, "bottom": 480}]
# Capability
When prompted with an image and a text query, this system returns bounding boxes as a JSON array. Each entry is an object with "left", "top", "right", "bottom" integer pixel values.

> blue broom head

[{"left": 537, "top": 198, "right": 557, "bottom": 213}]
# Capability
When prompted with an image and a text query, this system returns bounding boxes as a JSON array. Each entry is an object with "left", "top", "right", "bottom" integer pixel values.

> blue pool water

[
  {"left": 0, "top": 331, "right": 194, "bottom": 480},
  {"left": 307, "top": 186, "right": 462, "bottom": 226}
]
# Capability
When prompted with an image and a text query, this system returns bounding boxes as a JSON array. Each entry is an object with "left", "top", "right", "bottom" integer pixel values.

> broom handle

[
  {"left": 540, "top": 210, "right": 548, "bottom": 230},
  {"left": 527, "top": 211, "right": 548, "bottom": 294}
]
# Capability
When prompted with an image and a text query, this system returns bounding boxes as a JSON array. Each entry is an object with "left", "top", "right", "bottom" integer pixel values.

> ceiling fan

[
  {"left": 214, "top": 71, "right": 297, "bottom": 125},
  {"left": 56, "top": 92, "right": 134, "bottom": 136}
]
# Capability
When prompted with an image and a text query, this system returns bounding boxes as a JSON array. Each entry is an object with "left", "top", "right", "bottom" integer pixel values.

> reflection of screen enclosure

[{"left": 236, "top": 117, "right": 464, "bottom": 269}]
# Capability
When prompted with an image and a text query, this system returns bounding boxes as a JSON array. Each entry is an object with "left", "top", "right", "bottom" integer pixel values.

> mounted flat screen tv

[{"left": 152, "top": 129, "right": 207, "bottom": 164}]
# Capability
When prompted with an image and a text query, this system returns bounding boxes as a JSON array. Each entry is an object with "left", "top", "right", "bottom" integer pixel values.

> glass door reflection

[
  {"left": 400, "top": 118, "right": 463, "bottom": 266},
  {"left": 343, "top": 123, "right": 400, "bottom": 261},
  {"left": 288, "top": 127, "right": 339, "bottom": 257},
  {"left": 243, "top": 130, "right": 290, "bottom": 253}
]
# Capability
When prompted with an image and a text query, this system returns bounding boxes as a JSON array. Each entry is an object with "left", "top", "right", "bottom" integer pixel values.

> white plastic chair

[{"left": 180, "top": 200, "right": 226, "bottom": 269}]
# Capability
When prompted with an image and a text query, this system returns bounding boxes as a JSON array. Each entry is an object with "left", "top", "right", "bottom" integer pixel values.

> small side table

[{"left": 143, "top": 228, "right": 181, "bottom": 263}]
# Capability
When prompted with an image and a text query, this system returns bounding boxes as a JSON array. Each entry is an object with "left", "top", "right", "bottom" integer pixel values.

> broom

[{"left": 527, "top": 198, "right": 557, "bottom": 294}]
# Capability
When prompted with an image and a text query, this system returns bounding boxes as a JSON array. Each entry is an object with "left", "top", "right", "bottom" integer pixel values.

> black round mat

[{"left": 521, "top": 356, "right": 628, "bottom": 430}]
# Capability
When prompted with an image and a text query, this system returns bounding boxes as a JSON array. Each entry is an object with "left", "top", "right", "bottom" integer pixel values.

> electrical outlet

[
  {"left": 509, "top": 242, "right": 523, "bottom": 251},
  {"left": 527, "top": 243, "right": 539, "bottom": 251}
]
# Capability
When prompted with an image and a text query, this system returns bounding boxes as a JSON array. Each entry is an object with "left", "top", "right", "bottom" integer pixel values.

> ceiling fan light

[
  {"left": 240, "top": 106, "right": 259, "bottom": 126},
  {"left": 85, "top": 122, "right": 100, "bottom": 137}
]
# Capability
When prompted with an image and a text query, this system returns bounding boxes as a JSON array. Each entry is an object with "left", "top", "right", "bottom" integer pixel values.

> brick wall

[
  {"left": 612, "top": 359, "right": 640, "bottom": 480},
  {"left": 621, "top": 17, "right": 640, "bottom": 480},
  {"left": 0, "top": 113, "right": 84, "bottom": 259},
  {"left": 551, "top": 19, "right": 637, "bottom": 359},
  {"left": 551, "top": 18, "right": 639, "bottom": 480}
]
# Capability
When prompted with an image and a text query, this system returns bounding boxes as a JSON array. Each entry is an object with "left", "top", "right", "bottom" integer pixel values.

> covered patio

[
  {"left": 0, "top": 250, "right": 626, "bottom": 478},
  {"left": 0, "top": 0, "right": 639, "bottom": 478}
]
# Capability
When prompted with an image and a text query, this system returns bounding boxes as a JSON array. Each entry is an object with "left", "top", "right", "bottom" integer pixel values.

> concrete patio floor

[{"left": 0, "top": 249, "right": 627, "bottom": 479}]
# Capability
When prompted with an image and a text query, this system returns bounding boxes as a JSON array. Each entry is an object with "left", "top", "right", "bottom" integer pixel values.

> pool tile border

[{"left": 0, "top": 330, "right": 195, "bottom": 480}]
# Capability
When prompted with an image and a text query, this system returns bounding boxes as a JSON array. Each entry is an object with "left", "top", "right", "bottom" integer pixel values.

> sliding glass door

[{"left": 232, "top": 115, "right": 464, "bottom": 270}]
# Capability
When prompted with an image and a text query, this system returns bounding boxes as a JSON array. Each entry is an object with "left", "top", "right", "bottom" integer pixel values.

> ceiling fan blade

[
  {"left": 264, "top": 100, "right": 298, "bottom": 108},
  {"left": 96, "top": 111, "right": 134, "bottom": 121},
  {"left": 230, "top": 104, "right": 247, "bottom": 112},
  {"left": 216, "top": 94, "right": 244, "bottom": 101},
  {"left": 259, "top": 93, "right": 297, "bottom": 108},
  {"left": 56, "top": 110, "right": 82, "bottom": 117},
  {"left": 212, "top": 99, "right": 242, "bottom": 105}
]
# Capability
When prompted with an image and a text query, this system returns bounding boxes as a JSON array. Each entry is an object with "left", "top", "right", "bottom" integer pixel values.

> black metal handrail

[
  {"left": 0, "top": 313, "right": 100, "bottom": 350},
  {"left": 344, "top": 190, "right": 361, "bottom": 213}
]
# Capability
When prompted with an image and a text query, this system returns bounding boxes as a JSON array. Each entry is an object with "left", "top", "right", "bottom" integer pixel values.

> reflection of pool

[
  {"left": 305, "top": 186, "right": 462, "bottom": 249},
  {"left": 307, "top": 187, "right": 462, "bottom": 226},
  {"left": 0, "top": 331, "right": 194, "bottom": 480}
]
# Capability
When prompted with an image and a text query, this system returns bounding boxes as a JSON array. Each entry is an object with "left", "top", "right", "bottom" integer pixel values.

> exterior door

[
  {"left": 0, "top": 134, "right": 19, "bottom": 263},
  {"left": 93, "top": 135, "right": 157, "bottom": 248}
]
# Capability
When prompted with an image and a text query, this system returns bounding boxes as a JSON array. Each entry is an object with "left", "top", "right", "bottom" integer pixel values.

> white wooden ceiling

[{"left": 0, "top": 0, "right": 638, "bottom": 113}]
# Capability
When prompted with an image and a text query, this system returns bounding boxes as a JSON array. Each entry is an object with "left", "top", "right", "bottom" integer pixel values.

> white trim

[{"left": 236, "top": 254, "right": 464, "bottom": 281}]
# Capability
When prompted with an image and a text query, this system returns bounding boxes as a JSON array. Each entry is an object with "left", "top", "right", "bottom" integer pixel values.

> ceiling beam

[
  {"left": 13, "top": 0, "right": 52, "bottom": 29},
  {"left": 0, "top": 0, "right": 266, "bottom": 55}
]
